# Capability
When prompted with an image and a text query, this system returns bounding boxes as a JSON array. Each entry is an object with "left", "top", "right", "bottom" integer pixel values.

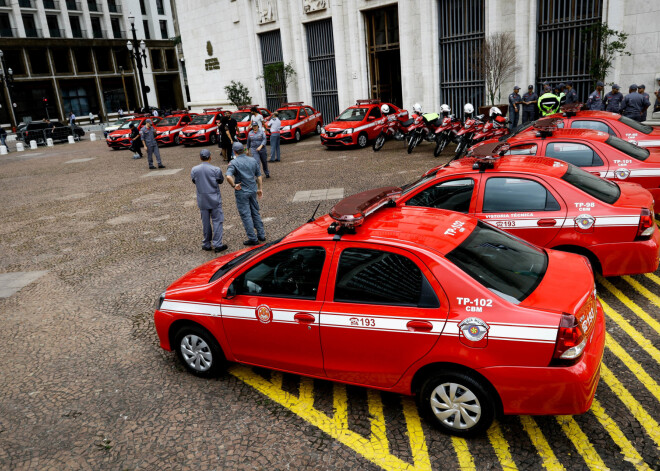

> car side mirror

[
  {"left": 367, "top": 115, "right": 375, "bottom": 121},
  {"left": 222, "top": 281, "right": 237, "bottom": 299}
]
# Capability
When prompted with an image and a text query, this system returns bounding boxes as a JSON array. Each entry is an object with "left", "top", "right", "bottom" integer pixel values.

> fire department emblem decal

[
  {"left": 459, "top": 317, "right": 489, "bottom": 341},
  {"left": 256, "top": 304, "right": 272, "bottom": 324}
]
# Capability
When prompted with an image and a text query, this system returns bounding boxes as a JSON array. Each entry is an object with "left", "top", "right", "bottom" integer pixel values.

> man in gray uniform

[
  {"left": 139, "top": 119, "right": 165, "bottom": 169},
  {"left": 620, "top": 84, "right": 650, "bottom": 122},
  {"left": 564, "top": 81, "right": 578, "bottom": 104},
  {"left": 226, "top": 141, "right": 266, "bottom": 246},
  {"left": 638, "top": 84, "right": 650, "bottom": 120},
  {"left": 586, "top": 81, "right": 605, "bottom": 111},
  {"left": 604, "top": 84, "right": 623, "bottom": 113},
  {"left": 508, "top": 86, "right": 521, "bottom": 130},
  {"left": 521, "top": 85, "right": 538, "bottom": 124},
  {"left": 191, "top": 149, "right": 227, "bottom": 253},
  {"left": 247, "top": 122, "right": 269, "bottom": 178}
]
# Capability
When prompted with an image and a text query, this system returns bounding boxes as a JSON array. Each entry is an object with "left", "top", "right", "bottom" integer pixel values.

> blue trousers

[
  {"left": 146, "top": 145, "right": 162, "bottom": 166},
  {"left": 250, "top": 147, "right": 269, "bottom": 176},
  {"left": 269, "top": 133, "right": 281, "bottom": 161},
  {"left": 509, "top": 110, "right": 519, "bottom": 129},
  {"left": 200, "top": 206, "right": 224, "bottom": 249},
  {"left": 235, "top": 191, "right": 265, "bottom": 242}
]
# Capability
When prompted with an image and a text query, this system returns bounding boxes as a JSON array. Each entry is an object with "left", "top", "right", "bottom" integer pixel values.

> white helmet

[
  {"left": 464, "top": 103, "right": 474, "bottom": 114},
  {"left": 412, "top": 103, "right": 422, "bottom": 113},
  {"left": 380, "top": 104, "right": 390, "bottom": 114},
  {"left": 489, "top": 106, "right": 502, "bottom": 117},
  {"left": 440, "top": 104, "right": 451, "bottom": 113}
]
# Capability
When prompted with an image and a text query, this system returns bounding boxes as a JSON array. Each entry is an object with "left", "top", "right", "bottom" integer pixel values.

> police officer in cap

[
  {"left": 564, "top": 81, "right": 578, "bottom": 104},
  {"left": 191, "top": 149, "right": 227, "bottom": 253},
  {"left": 604, "top": 84, "right": 623, "bottom": 113},
  {"left": 638, "top": 84, "right": 650, "bottom": 120},
  {"left": 538, "top": 84, "right": 560, "bottom": 116},
  {"left": 521, "top": 85, "right": 538, "bottom": 124},
  {"left": 586, "top": 81, "right": 605, "bottom": 110},
  {"left": 620, "top": 84, "right": 650, "bottom": 122},
  {"left": 508, "top": 86, "right": 522, "bottom": 129}
]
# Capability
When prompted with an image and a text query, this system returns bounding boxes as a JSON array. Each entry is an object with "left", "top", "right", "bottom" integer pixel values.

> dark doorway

[
  {"left": 155, "top": 74, "right": 183, "bottom": 111},
  {"left": 364, "top": 6, "right": 401, "bottom": 107},
  {"left": 305, "top": 19, "right": 340, "bottom": 123},
  {"left": 259, "top": 30, "right": 286, "bottom": 111}
]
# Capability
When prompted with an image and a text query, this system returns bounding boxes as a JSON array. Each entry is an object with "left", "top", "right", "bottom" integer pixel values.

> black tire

[
  {"left": 454, "top": 141, "right": 466, "bottom": 159},
  {"left": 357, "top": 132, "right": 368, "bottom": 148},
  {"left": 316, "top": 123, "right": 322, "bottom": 134},
  {"left": 174, "top": 325, "right": 225, "bottom": 378},
  {"left": 174, "top": 134, "right": 181, "bottom": 145},
  {"left": 295, "top": 129, "right": 302, "bottom": 142},
  {"left": 418, "top": 371, "right": 495, "bottom": 437},
  {"left": 373, "top": 133, "right": 386, "bottom": 151},
  {"left": 438, "top": 136, "right": 448, "bottom": 153},
  {"left": 433, "top": 138, "right": 444, "bottom": 157},
  {"left": 210, "top": 133, "right": 217, "bottom": 145},
  {"left": 407, "top": 133, "right": 421, "bottom": 154}
]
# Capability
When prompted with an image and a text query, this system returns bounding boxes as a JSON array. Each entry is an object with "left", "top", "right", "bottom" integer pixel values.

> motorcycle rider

[{"left": 538, "top": 86, "right": 561, "bottom": 116}]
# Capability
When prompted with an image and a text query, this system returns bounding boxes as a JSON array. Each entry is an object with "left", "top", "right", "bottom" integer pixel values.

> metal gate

[
  {"left": 438, "top": 0, "right": 485, "bottom": 118},
  {"left": 536, "top": 0, "right": 603, "bottom": 102},
  {"left": 306, "top": 19, "right": 339, "bottom": 123},
  {"left": 259, "top": 30, "right": 286, "bottom": 111}
]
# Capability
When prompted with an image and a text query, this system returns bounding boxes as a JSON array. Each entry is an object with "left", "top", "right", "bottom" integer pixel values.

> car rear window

[
  {"left": 560, "top": 164, "right": 620, "bottom": 204},
  {"left": 209, "top": 238, "right": 283, "bottom": 282},
  {"left": 605, "top": 136, "right": 650, "bottom": 161},
  {"left": 446, "top": 221, "right": 547, "bottom": 304},
  {"left": 618, "top": 116, "right": 652, "bottom": 134}
]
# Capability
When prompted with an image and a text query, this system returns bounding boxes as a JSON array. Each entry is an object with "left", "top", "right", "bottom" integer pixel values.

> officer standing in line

[
  {"left": 638, "top": 84, "right": 650, "bottom": 121},
  {"left": 521, "top": 85, "right": 538, "bottom": 124},
  {"left": 538, "top": 85, "right": 560, "bottom": 116},
  {"left": 620, "top": 84, "right": 650, "bottom": 122},
  {"left": 247, "top": 122, "right": 269, "bottom": 178},
  {"left": 226, "top": 141, "right": 266, "bottom": 246},
  {"left": 557, "top": 83, "right": 566, "bottom": 107},
  {"left": 604, "top": 84, "right": 623, "bottom": 113},
  {"left": 140, "top": 119, "right": 165, "bottom": 169},
  {"left": 586, "top": 81, "right": 605, "bottom": 110},
  {"left": 191, "top": 149, "right": 227, "bottom": 253},
  {"left": 654, "top": 77, "right": 660, "bottom": 113},
  {"left": 564, "top": 81, "right": 578, "bottom": 104},
  {"left": 508, "top": 86, "right": 522, "bottom": 130}
]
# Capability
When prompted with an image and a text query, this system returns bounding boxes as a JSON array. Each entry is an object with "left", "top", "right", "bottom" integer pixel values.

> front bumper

[
  {"left": 106, "top": 139, "right": 130, "bottom": 149},
  {"left": 180, "top": 134, "right": 211, "bottom": 145},
  {"left": 156, "top": 134, "right": 177, "bottom": 145},
  {"left": 321, "top": 133, "right": 356, "bottom": 146},
  {"left": 590, "top": 228, "right": 660, "bottom": 276}
]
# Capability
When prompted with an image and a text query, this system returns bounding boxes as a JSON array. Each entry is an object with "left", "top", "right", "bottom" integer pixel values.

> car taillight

[
  {"left": 636, "top": 208, "right": 654, "bottom": 240},
  {"left": 552, "top": 313, "right": 586, "bottom": 363}
]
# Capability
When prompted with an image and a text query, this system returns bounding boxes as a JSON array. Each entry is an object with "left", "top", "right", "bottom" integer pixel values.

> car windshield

[
  {"left": 336, "top": 107, "right": 368, "bottom": 121},
  {"left": 605, "top": 135, "right": 650, "bottom": 161},
  {"left": 232, "top": 112, "right": 251, "bottom": 122},
  {"left": 561, "top": 163, "right": 621, "bottom": 204},
  {"left": 157, "top": 117, "right": 180, "bottom": 126},
  {"left": 446, "top": 221, "right": 547, "bottom": 303},
  {"left": 119, "top": 120, "right": 141, "bottom": 129},
  {"left": 277, "top": 109, "right": 298, "bottom": 120},
  {"left": 401, "top": 173, "right": 437, "bottom": 194},
  {"left": 501, "top": 122, "right": 534, "bottom": 141},
  {"left": 209, "top": 238, "right": 284, "bottom": 282},
  {"left": 109, "top": 118, "right": 128, "bottom": 127},
  {"left": 619, "top": 116, "right": 652, "bottom": 134},
  {"left": 190, "top": 114, "right": 214, "bottom": 125}
]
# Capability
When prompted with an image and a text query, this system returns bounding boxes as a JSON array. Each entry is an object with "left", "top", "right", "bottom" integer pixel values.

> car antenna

[{"left": 307, "top": 202, "right": 322, "bottom": 223}]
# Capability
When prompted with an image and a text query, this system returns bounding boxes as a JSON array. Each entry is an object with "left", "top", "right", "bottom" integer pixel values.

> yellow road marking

[
  {"left": 270, "top": 371, "right": 283, "bottom": 389},
  {"left": 599, "top": 298, "right": 660, "bottom": 364},
  {"left": 590, "top": 398, "right": 650, "bottom": 471},
  {"left": 401, "top": 398, "right": 432, "bottom": 471},
  {"left": 600, "top": 363, "right": 660, "bottom": 449},
  {"left": 643, "top": 272, "right": 660, "bottom": 287},
  {"left": 555, "top": 415, "right": 608, "bottom": 470},
  {"left": 368, "top": 389, "right": 390, "bottom": 456},
  {"left": 299, "top": 376, "right": 314, "bottom": 408},
  {"left": 519, "top": 416, "right": 565, "bottom": 470},
  {"left": 487, "top": 421, "right": 518, "bottom": 470},
  {"left": 229, "top": 365, "right": 433, "bottom": 470},
  {"left": 598, "top": 276, "right": 660, "bottom": 334},
  {"left": 451, "top": 437, "right": 476, "bottom": 470},
  {"left": 606, "top": 334, "right": 660, "bottom": 403}
]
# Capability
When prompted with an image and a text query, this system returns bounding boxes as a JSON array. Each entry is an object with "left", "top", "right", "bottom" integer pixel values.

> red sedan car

[
  {"left": 232, "top": 105, "right": 271, "bottom": 142},
  {"left": 265, "top": 102, "right": 323, "bottom": 142},
  {"left": 106, "top": 115, "right": 160, "bottom": 150},
  {"left": 180, "top": 108, "right": 230, "bottom": 146},
  {"left": 320, "top": 100, "right": 409, "bottom": 148},
  {"left": 473, "top": 119, "right": 660, "bottom": 204},
  {"left": 154, "top": 188, "right": 604, "bottom": 437},
  {"left": 155, "top": 111, "right": 197, "bottom": 146}
]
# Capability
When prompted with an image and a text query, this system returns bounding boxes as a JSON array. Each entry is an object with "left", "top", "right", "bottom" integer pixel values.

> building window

[
  {"left": 69, "top": 15, "right": 84, "bottom": 38},
  {"left": 94, "top": 48, "right": 113, "bottom": 72},
  {"left": 142, "top": 19, "right": 150, "bottom": 39},
  {"left": 139, "top": 0, "right": 146, "bottom": 15},
  {"left": 159, "top": 20, "right": 167, "bottom": 39},
  {"left": 1, "top": 49, "right": 25, "bottom": 75},
  {"left": 28, "top": 49, "right": 49, "bottom": 74},
  {"left": 61, "top": 85, "right": 90, "bottom": 116},
  {"left": 43, "top": 0, "right": 57, "bottom": 9},
  {"left": 22, "top": 14, "right": 40, "bottom": 37},
  {"left": 150, "top": 49, "right": 163, "bottom": 70},
  {"left": 0, "top": 13, "right": 14, "bottom": 37},
  {"left": 18, "top": 0, "right": 33, "bottom": 8},
  {"left": 46, "top": 14, "right": 61, "bottom": 37},
  {"left": 108, "top": 0, "right": 120, "bottom": 13},
  {"left": 87, "top": 0, "right": 99, "bottom": 12},
  {"left": 73, "top": 48, "right": 92, "bottom": 73},
  {"left": 165, "top": 49, "right": 177, "bottom": 70},
  {"left": 66, "top": 0, "right": 81, "bottom": 10},
  {"left": 52, "top": 48, "right": 72, "bottom": 73},
  {"left": 364, "top": 6, "right": 401, "bottom": 106},
  {"left": 156, "top": 0, "right": 164, "bottom": 15},
  {"left": 91, "top": 16, "right": 103, "bottom": 38},
  {"left": 111, "top": 17, "right": 122, "bottom": 38}
]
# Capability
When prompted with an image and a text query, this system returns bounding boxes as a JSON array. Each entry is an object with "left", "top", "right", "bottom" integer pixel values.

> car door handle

[
  {"left": 537, "top": 218, "right": 557, "bottom": 227},
  {"left": 294, "top": 312, "right": 316, "bottom": 324},
  {"left": 407, "top": 320, "right": 433, "bottom": 332},
  {"left": 590, "top": 172, "right": 602, "bottom": 176}
]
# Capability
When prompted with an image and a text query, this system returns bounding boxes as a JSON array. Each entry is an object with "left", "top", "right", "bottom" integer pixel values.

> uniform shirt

[
  {"left": 69, "top": 114, "right": 76, "bottom": 125},
  {"left": 269, "top": 117, "right": 282, "bottom": 133},
  {"left": 508, "top": 93, "right": 522, "bottom": 112},
  {"left": 620, "top": 93, "right": 651, "bottom": 119},
  {"left": 250, "top": 113, "right": 264, "bottom": 131},
  {"left": 565, "top": 89, "right": 578, "bottom": 104},
  {"left": 191, "top": 162, "right": 224, "bottom": 210},
  {"left": 522, "top": 92, "right": 538, "bottom": 112},
  {"left": 604, "top": 91, "right": 623, "bottom": 113},
  {"left": 247, "top": 129, "right": 267, "bottom": 152},
  {"left": 140, "top": 126, "right": 158, "bottom": 147},
  {"left": 586, "top": 90, "right": 604, "bottom": 111},
  {"left": 538, "top": 93, "right": 560, "bottom": 116},
  {"left": 227, "top": 154, "right": 262, "bottom": 193},
  {"left": 559, "top": 92, "right": 566, "bottom": 107}
]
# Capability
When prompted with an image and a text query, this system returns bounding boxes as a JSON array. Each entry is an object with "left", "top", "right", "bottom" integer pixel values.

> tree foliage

[
  {"left": 224, "top": 81, "right": 252, "bottom": 107},
  {"left": 475, "top": 32, "right": 520, "bottom": 106},
  {"left": 584, "top": 23, "right": 630, "bottom": 85},
  {"left": 257, "top": 61, "right": 297, "bottom": 104}
]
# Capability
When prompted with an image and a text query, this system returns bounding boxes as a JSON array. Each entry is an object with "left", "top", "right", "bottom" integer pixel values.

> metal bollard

[
  {"left": 90, "top": 133, "right": 97, "bottom": 141},
  {"left": 0, "top": 145, "right": 7, "bottom": 155},
  {"left": 46, "top": 138, "right": 54, "bottom": 146},
  {"left": 16, "top": 142, "right": 24, "bottom": 152},
  {"left": 68, "top": 135, "right": 75, "bottom": 144},
  {"left": 30, "top": 140, "right": 37, "bottom": 149}
]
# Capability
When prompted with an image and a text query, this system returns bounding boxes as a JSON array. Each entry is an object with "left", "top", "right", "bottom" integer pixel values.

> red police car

[
  {"left": 180, "top": 108, "right": 231, "bottom": 146},
  {"left": 547, "top": 103, "right": 660, "bottom": 148},
  {"left": 474, "top": 118, "right": 660, "bottom": 204},
  {"left": 401, "top": 144, "right": 659, "bottom": 276},
  {"left": 321, "top": 100, "right": 409, "bottom": 148},
  {"left": 106, "top": 115, "right": 160, "bottom": 149},
  {"left": 232, "top": 105, "right": 271, "bottom": 142},
  {"left": 155, "top": 111, "right": 197, "bottom": 146},
  {"left": 265, "top": 102, "right": 323, "bottom": 142},
  {"left": 154, "top": 188, "right": 604, "bottom": 436}
]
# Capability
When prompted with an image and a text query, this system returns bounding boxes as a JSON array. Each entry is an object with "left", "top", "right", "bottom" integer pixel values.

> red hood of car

[
  {"left": 166, "top": 248, "right": 254, "bottom": 293},
  {"left": 109, "top": 129, "right": 131, "bottom": 137},
  {"left": 325, "top": 120, "right": 363, "bottom": 130},
  {"left": 182, "top": 124, "right": 213, "bottom": 131},
  {"left": 156, "top": 125, "right": 182, "bottom": 132}
]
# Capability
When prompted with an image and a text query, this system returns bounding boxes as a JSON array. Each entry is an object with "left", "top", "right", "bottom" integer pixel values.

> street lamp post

[
  {"left": 0, "top": 49, "right": 17, "bottom": 130},
  {"left": 127, "top": 16, "right": 149, "bottom": 112}
]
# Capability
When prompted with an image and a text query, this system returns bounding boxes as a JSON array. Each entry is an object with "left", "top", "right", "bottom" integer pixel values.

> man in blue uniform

[
  {"left": 586, "top": 81, "right": 605, "bottom": 110},
  {"left": 620, "top": 84, "right": 651, "bottom": 122},
  {"left": 654, "top": 78, "right": 660, "bottom": 113},
  {"left": 638, "top": 84, "right": 650, "bottom": 121},
  {"left": 604, "top": 84, "right": 623, "bottom": 113},
  {"left": 226, "top": 141, "right": 266, "bottom": 246},
  {"left": 521, "top": 85, "right": 538, "bottom": 124},
  {"left": 564, "top": 81, "right": 578, "bottom": 104},
  {"left": 508, "top": 86, "right": 521, "bottom": 130},
  {"left": 557, "top": 83, "right": 566, "bottom": 107},
  {"left": 247, "top": 122, "right": 269, "bottom": 178},
  {"left": 191, "top": 149, "right": 227, "bottom": 253}
]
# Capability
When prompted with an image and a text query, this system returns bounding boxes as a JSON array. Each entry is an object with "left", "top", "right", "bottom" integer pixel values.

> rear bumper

[
  {"left": 480, "top": 301, "right": 605, "bottom": 416},
  {"left": 590, "top": 229, "right": 660, "bottom": 276}
]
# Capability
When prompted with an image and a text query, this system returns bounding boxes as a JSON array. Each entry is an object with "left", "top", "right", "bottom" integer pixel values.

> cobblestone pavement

[{"left": 0, "top": 135, "right": 659, "bottom": 470}]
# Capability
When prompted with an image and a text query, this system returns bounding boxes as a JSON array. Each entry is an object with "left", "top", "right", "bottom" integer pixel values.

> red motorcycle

[
  {"left": 471, "top": 108, "right": 510, "bottom": 145},
  {"left": 432, "top": 114, "right": 462, "bottom": 157},
  {"left": 454, "top": 114, "right": 486, "bottom": 159},
  {"left": 407, "top": 112, "right": 440, "bottom": 154},
  {"left": 372, "top": 113, "right": 416, "bottom": 151}
]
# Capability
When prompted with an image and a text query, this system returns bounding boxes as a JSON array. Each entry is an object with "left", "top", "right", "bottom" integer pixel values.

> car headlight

[
  {"left": 196, "top": 130, "right": 204, "bottom": 135},
  {"left": 160, "top": 130, "right": 170, "bottom": 136},
  {"left": 157, "top": 292, "right": 165, "bottom": 310},
  {"left": 281, "top": 125, "right": 291, "bottom": 131},
  {"left": 321, "top": 127, "right": 325, "bottom": 133},
  {"left": 343, "top": 128, "right": 354, "bottom": 134}
]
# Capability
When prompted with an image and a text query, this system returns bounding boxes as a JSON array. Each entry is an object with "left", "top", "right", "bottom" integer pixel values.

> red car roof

[
  {"left": 547, "top": 110, "right": 622, "bottom": 120},
  {"left": 515, "top": 127, "right": 610, "bottom": 142},
  {"left": 428, "top": 155, "right": 570, "bottom": 179}
]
